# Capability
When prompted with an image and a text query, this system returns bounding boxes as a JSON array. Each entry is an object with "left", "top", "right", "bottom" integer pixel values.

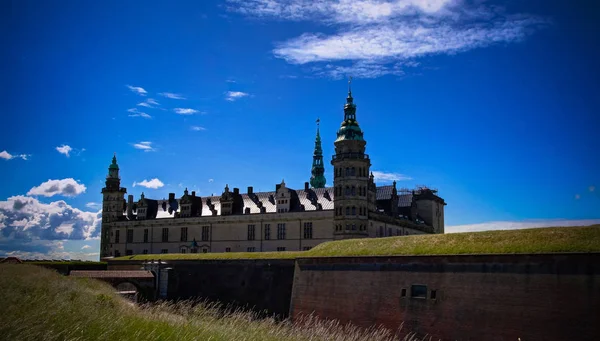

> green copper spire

[
  {"left": 109, "top": 153, "right": 119, "bottom": 170},
  {"left": 310, "top": 118, "right": 326, "bottom": 188},
  {"left": 336, "top": 77, "right": 365, "bottom": 142}
]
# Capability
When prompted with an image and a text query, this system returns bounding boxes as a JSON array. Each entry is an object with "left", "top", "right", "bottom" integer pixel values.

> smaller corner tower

[
  {"left": 310, "top": 118, "right": 326, "bottom": 188},
  {"left": 100, "top": 154, "right": 127, "bottom": 258}
]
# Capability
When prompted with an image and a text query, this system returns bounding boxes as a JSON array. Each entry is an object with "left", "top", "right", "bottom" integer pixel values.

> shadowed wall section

[{"left": 290, "top": 254, "right": 600, "bottom": 341}]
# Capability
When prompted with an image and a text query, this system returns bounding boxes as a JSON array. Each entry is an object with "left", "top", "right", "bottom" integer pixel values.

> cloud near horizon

[
  {"left": 228, "top": 0, "right": 549, "bottom": 78},
  {"left": 446, "top": 219, "right": 600, "bottom": 233},
  {"left": 27, "top": 178, "right": 87, "bottom": 198},
  {"left": 0, "top": 150, "right": 30, "bottom": 160},
  {"left": 133, "top": 178, "right": 165, "bottom": 189}
]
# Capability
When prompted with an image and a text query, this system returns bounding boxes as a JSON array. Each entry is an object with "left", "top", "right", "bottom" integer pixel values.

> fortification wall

[{"left": 290, "top": 253, "right": 600, "bottom": 341}]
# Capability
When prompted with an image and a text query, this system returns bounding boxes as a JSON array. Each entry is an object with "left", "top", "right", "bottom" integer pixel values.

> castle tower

[
  {"left": 331, "top": 78, "right": 371, "bottom": 239},
  {"left": 100, "top": 154, "right": 127, "bottom": 258},
  {"left": 310, "top": 118, "right": 326, "bottom": 188}
]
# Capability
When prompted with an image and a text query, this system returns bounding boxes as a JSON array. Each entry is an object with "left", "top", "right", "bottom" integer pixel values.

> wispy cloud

[
  {"left": 55, "top": 145, "right": 73, "bottom": 157},
  {"left": 81, "top": 245, "right": 91, "bottom": 250},
  {"left": 132, "top": 141, "right": 155, "bottom": 152},
  {"left": 85, "top": 202, "right": 101, "bottom": 209},
  {"left": 371, "top": 170, "right": 412, "bottom": 182},
  {"left": 590, "top": 186, "right": 596, "bottom": 193},
  {"left": 27, "top": 178, "right": 87, "bottom": 198},
  {"left": 447, "top": 219, "right": 600, "bottom": 234},
  {"left": 190, "top": 126, "right": 207, "bottom": 131},
  {"left": 126, "top": 85, "right": 147, "bottom": 96},
  {"left": 133, "top": 178, "right": 165, "bottom": 189},
  {"left": 137, "top": 98, "right": 160, "bottom": 108},
  {"left": 0, "top": 150, "right": 30, "bottom": 161},
  {"left": 127, "top": 108, "right": 152, "bottom": 119},
  {"left": 228, "top": 0, "right": 549, "bottom": 78},
  {"left": 225, "top": 91, "right": 249, "bottom": 101},
  {"left": 208, "top": 179, "right": 214, "bottom": 183},
  {"left": 159, "top": 92, "right": 186, "bottom": 100},
  {"left": 174, "top": 108, "right": 200, "bottom": 115}
]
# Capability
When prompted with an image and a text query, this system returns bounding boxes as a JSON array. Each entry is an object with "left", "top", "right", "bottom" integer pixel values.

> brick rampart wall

[{"left": 290, "top": 253, "right": 600, "bottom": 341}]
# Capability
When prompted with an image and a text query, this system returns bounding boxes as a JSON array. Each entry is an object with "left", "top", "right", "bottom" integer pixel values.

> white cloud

[
  {"left": 225, "top": 91, "right": 249, "bottom": 101},
  {"left": 228, "top": 0, "right": 548, "bottom": 78},
  {"left": 132, "top": 141, "right": 155, "bottom": 152},
  {"left": 447, "top": 219, "right": 600, "bottom": 234},
  {"left": 133, "top": 178, "right": 165, "bottom": 189},
  {"left": 55, "top": 145, "right": 73, "bottom": 157},
  {"left": 0, "top": 150, "right": 30, "bottom": 160},
  {"left": 127, "top": 108, "right": 152, "bottom": 119},
  {"left": 372, "top": 170, "right": 412, "bottom": 182},
  {"left": 27, "top": 178, "right": 87, "bottom": 198},
  {"left": 159, "top": 92, "right": 186, "bottom": 100},
  {"left": 126, "top": 85, "right": 147, "bottom": 96},
  {"left": 208, "top": 179, "right": 214, "bottom": 183},
  {"left": 85, "top": 202, "right": 101, "bottom": 209},
  {"left": 0, "top": 195, "right": 101, "bottom": 240},
  {"left": 190, "top": 126, "right": 207, "bottom": 131},
  {"left": 81, "top": 244, "right": 91, "bottom": 250},
  {"left": 174, "top": 108, "right": 200, "bottom": 115}
]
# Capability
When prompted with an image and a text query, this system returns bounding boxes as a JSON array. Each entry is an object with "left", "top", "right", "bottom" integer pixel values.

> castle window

[
  {"left": 303, "top": 222, "right": 313, "bottom": 239},
  {"left": 351, "top": 186, "right": 356, "bottom": 196},
  {"left": 352, "top": 206, "right": 356, "bottom": 215},
  {"left": 277, "top": 247, "right": 286, "bottom": 251},
  {"left": 126, "top": 249, "right": 133, "bottom": 256},
  {"left": 351, "top": 167, "right": 356, "bottom": 176},
  {"left": 180, "top": 248, "right": 187, "bottom": 254},
  {"left": 201, "top": 226, "right": 210, "bottom": 241},
  {"left": 303, "top": 246, "right": 312, "bottom": 251},
  {"left": 142, "top": 249, "right": 148, "bottom": 254},
  {"left": 247, "top": 247, "right": 256, "bottom": 252},
  {"left": 264, "top": 224, "right": 271, "bottom": 240},
  {"left": 126, "top": 229, "right": 133, "bottom": 243},
  {"left": 345, "top": 186, "right": 350, "bottom": 195},
  {"left": 143, "top": 229, "right": 149, "bottom": 243},
  {"left": 162, "top": 228, "right": 169, "bottom": 242},
  {"left": 161, "top": 249, "right": 168, "bottom": 254},
  {"left": 345, "top": 224, "right": 350, "bottom": 231},
  {"left": 411, "top": 285, "right": 427, "bottom": 299},
  {"left": 277, "top": 223, "right": 286, "bottom": 239},
  {"left": 225, "top": 247, "right": 231, "bottom": 252},
  {"left": 345, "top": 207, "right": 350, "bottom": 215},
  {"left": 115, "top": 230, "right": 120, "bottom": 243},
  {"left": 352, "top": 224, "right": 356, "bottom": 230},
  {"left": 247, "top": 225, "right": 256, "bottom": 240},
  {"left": 401, "top": 288, "right": 406, "bottom": 297},
  {"left": 114, "top": 250, "right": 120, "bottom": 257},
  {"left": 345, "top": 167, "right": 350, "bottom": 176},
  {"left": 180, "top": 227, "right": 188, "bottom": 242}
]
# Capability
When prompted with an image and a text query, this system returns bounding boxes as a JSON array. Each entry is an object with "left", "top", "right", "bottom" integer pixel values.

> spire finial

[{"left": 348, "top": 76, "right": 352, "bottom": 95}]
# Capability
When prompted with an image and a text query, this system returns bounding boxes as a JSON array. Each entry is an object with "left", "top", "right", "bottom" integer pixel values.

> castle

[{"left": 100, "top": 83, "right": 446, "bottom": 258}]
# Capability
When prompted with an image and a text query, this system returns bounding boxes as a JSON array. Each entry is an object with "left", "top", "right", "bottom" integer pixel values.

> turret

[
  {"left": 331, "top": 78, "right": 371, "bottom": 239},
  {"left": 310, "top": 119, "right": 326, "bottom": 188}
]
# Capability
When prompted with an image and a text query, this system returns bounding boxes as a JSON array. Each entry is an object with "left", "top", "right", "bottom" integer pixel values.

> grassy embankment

[
  {"left": 115, "top": 225, "right": 600, "bottom": 261},
  {"left": 0, "top": 264, "right": 417, "bottom": 341}
]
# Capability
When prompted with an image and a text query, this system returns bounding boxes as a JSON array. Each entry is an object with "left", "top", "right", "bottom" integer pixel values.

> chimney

[
  {"left": 233, "top": 187, "right": 239, "bottom": 195},
  {"left": 304, "top": 182, "right": 309, "bottom": 191},
  {"left": 248, "top": 186, "right": 253, "bottom": 195},
  {"left": 128, "top": 195, "right": 133, "bottom": 203},
  {"left": 191, "top": 191, "right": 196, "bottom": 197},
  {"left": 169, "top": 193, "right": 175, "bottom": 201}
]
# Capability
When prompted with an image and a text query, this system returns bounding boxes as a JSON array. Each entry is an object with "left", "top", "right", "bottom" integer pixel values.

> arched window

[{"left": 352, "top": 206, "right": 356, "bottom": 215}]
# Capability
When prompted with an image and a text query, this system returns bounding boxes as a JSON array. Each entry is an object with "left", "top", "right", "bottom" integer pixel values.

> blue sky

[{"left": 1, "top": 0, "right": 599, "bottom": 260}]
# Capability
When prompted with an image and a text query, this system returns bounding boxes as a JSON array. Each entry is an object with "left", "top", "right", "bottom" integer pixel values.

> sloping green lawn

[
  {"left": 114, "top": 225, "right": 600, "bottom": 261},
  {"left": 0, "top": 264, "right": 412, "bottom": 341}
]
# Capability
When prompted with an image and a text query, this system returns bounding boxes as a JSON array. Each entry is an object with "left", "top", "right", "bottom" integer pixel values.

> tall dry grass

[{"left": 0, "top": 264, "right": 423, "bottom": 341}]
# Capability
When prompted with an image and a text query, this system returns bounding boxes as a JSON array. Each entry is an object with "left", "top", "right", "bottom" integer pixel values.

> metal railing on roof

[{"left": 331, "top": 153, "right": 369, "bottom": 161}]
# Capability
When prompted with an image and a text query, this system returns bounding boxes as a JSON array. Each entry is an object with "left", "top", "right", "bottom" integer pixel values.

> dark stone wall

[
  {"left": 290, "top": 253, "right": 600, "bottom": 341},
  {"left": 165, "top": 259, "right": 296, "bottom": 318}
]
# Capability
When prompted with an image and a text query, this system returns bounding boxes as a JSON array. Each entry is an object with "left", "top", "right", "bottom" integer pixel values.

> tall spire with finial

[
  {"left": 336, "top": 76, "right": 364, "bottom": 142},
  {"left": 310, "top": 118, "right": 326, "bottom": 188}
]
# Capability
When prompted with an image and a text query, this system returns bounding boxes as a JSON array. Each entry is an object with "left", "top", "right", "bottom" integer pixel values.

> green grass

[
  {"left": 27, "top": 261, "right": 107, "bottom": 266},
  {"left": 115, "top": 225, "right": 600, "bottom": 261},
  {"left": 0, "top": 264, "right": 418, "bottom": 341}
]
